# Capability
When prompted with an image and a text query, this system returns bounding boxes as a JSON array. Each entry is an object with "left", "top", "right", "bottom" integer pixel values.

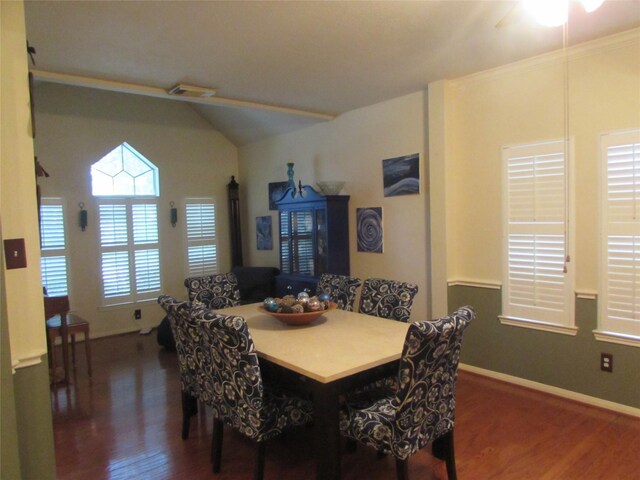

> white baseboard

[{"left": 459, "top": 363, "right": 640, "bottom": 418}]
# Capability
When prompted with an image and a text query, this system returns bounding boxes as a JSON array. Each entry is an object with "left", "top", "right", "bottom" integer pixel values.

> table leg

[
  {"left": 311, "top": 380, "right": 341, "bottom": 480},
  {"left": 60, "top": 317, "right": 70, "bottom": 384}
]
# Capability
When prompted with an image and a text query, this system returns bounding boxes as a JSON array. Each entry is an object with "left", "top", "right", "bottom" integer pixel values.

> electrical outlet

[
  {"left": 600, "top": 353, "right": 613, "bottom": 373},
  {"left": 134, "top": 309, "right": 142, "bottom": 320}
]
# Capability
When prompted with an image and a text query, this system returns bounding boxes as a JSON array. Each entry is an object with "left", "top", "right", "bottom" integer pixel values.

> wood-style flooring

[{"left": 50, "top": 332, "right": 640, "bottom": 480}]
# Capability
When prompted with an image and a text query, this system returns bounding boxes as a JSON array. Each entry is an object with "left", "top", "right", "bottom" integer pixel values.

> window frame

[
  {"left": 97, "top": 197, "right": 161, "bottom": 306},
  {"left": 39, "top": 197, "right": 69, "bottom": 297},
  {"left": 595, "top": 129, "right": 640, "bottom": 347},
  {"left": 500, "top": 138, "right": 576, "bottom": 335},
  {"left": 184, "top": 198, "right": 218, "bottom": 278}
]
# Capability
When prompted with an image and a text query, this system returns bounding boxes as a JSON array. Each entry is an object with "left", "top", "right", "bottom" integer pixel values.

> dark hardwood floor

[{"left": 50, "top": 332, "right": 640, "bottom": 480}]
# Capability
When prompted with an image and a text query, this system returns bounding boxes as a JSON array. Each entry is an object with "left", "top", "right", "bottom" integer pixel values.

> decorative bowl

[
  {"left": 258, "top": 302, "right": 338, "bottom": 326},
  {"left": 316, "top": 181, "right": 345, "bottom": 196}
]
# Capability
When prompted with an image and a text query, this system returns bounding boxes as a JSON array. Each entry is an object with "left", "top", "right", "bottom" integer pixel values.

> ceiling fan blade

[{"left": 495, "top": 2, "right": 525, "bottom": 29}]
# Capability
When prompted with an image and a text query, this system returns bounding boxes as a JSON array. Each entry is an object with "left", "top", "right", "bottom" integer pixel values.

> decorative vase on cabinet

[{"left": 275, "top": 185, "right": 350, "bottom": 296}]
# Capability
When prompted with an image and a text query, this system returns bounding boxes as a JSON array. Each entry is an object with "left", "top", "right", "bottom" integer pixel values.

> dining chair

[
  {"left": 44, "top": 295, "right": 92, "bottom": 383},
  {"left": 184, "top": 272, "right": 241, "bottom": 309},
  {"left": 195, "top": 308, "right": 314, "bottom": 480},
  {"left": 157, "top": 295, "right": 206, "bottom": 440},
  {"left": 339, "top": 306, "right": 475, "bottom": 480},
  {"left": 358, "top": 278, "right": 419, "bottom": 322},
  {"left": 316, "top": 273, "right": 362, "bottom": 311}
]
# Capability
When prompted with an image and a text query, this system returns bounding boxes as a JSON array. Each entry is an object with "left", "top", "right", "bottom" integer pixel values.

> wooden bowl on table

[{"left": 258, "top": 302, "right": 338, "bottom": 326}]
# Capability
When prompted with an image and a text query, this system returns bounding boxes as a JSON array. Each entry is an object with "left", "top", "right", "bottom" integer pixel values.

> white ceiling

[{"left": 24, "top": 0, "right": 640, "bottom": 146}]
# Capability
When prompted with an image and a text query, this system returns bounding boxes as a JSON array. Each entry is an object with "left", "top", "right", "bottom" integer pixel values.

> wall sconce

[
  {"left": 170, "top": 201, "right": 178, "bottom": 227},
  {"left": 79, "top": 202, "right": 88, "bottom": 231}
]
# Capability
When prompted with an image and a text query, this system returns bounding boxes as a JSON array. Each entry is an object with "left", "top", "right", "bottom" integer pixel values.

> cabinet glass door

[{"left": 279, "top": 209, "right": 314, "bottom": 275}]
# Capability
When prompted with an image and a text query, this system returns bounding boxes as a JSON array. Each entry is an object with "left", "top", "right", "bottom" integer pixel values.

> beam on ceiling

[{"left": 30, "top": 69, "right": 336, "bottom": 121}]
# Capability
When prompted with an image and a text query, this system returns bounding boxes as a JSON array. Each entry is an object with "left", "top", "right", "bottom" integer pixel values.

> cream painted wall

[
  {"left": 445, "top": 30, "right": 640, "bottom": 293},
  {"left": 34, "top": 83, "right": 238, "bottom": 337},
  {"left": 239, "top": 91, "right": 429, "bottom": 321},
  {"left": 1, "top": 0, "right": 48, "bottom": 369}
]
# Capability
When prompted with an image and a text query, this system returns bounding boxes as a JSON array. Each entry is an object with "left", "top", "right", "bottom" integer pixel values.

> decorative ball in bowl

[
  {"left": 316, "top": 181, "right": 345, "bottom": 196},
  {"left": 259, "top": 294, "right": 337, "bottom": 326}
]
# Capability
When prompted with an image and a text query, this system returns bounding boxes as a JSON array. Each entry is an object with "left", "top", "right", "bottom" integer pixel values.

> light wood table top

[{"left": 218, "top": 303, "right": 410, "bottom": 384}]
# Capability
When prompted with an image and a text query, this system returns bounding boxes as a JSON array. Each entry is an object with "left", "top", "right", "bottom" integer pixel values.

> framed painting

[
  {"left": 382, "top": 153, "right": 419, "bottom": 197},
  {"left": 256, "top": 215, "right": 273, "bottom": 250},
  {"left": 268, "top": 181, "right": 290, "bottom": 210},
  {"left": 356, "top": 207, "right": 383, "bottom": 253}
]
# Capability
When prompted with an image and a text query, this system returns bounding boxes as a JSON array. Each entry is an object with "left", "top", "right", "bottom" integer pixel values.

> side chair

[
  {"left": 358, "top": 277, "right": 419, "bottom": 322},
  {"left": 44, "top": 295, "right": 92, "bottom": 383},
  {"left": 184, "top": 272, "right": 241, "bottom": 309},
  {"left": 195, "top": 308, "right": 314, "bottom": 480},
  {"left": 157, "top": 295, "right": 203, "bottom": 440},
  {"left": 316, "top": 273, "right": 362, "bottom": 311},
  {"left": 339, "top": 306, "right": 475, "bottom": 480}
]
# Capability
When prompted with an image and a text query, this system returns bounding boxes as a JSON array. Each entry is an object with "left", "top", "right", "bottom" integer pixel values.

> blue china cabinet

[{"left": 275, "top": 185, "right": 350, "bottom": 296}]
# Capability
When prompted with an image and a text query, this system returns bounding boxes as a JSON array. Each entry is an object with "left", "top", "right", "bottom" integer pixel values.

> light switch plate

[{"left": 4, "top": 239, "right": 27, "bottom": 269}]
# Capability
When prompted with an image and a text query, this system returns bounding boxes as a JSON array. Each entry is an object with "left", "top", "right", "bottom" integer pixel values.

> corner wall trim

[
  {"left": 11, "top": 350, "right": 46, "bottom": 372},
  {"left": 459, "top": 363, "right": 640, "bottom": 418},
  {"left": 447, "top": 279, "right": 502, "bottom": 290}
]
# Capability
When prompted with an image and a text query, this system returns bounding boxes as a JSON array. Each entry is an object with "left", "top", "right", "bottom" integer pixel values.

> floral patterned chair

[
  {"left": 184, "top": 272, "right": 241, "bottom": 309},
  {"left": 158, "top": 295, "right": 205, "bottom": 440},
  {"left": 195, "top": 308, "right": 314, "bottom": 479},
  {"left": 316, "top": 273, "right": 362, "bottom": 311},
  {"left": 358, "top": 278, "right": 419, "bottom": 322},
  {"left": 339, "top": 306, "right": 475, "bottom": 480}
]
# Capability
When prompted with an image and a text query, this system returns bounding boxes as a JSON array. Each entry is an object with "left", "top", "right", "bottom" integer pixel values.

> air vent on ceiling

[{"left": 167, "top": 84, "right": 217, "bottom": 98}]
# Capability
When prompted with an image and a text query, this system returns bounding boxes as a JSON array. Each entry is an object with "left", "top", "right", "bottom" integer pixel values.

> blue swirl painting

[
  {"left": 383, "top": 153, "right": 420, "bottom": 197},
  {"left": 357, "top": 207, "right": 383, "bottom": 253}
]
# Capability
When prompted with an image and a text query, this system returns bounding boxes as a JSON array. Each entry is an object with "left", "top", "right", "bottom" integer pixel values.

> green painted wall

[
  {"left": 13, "top": 359, "right": 56, "bottom": 480},
  {"left": 450, "top": 285, "right": 640, "bottom": 409},
  {"left": 1, "top": 265, "right": 22, "bottom": 480}
]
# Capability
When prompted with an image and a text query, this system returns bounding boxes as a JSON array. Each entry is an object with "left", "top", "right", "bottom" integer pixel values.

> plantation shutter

[
  {"left": 99, "top": 201, "right": 160, "bottom": 304},
  {"left": 600, "top": 131, "right": 640, "bottom": 338},
  {"left": 185, "top": 201, "right": 217, "bottom": 277},
  {"left": 40, "top": 201, "right": 69, "bottom": 296},
  {"left": 503, "top": 140, "right": 573, "bottom": 326}
]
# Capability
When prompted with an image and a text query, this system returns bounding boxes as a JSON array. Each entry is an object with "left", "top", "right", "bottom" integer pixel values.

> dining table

[{"left": 218, "top": 302, "right": 410, "bottom": 480}]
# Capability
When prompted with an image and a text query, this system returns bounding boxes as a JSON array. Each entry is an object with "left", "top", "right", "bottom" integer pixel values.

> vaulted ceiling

[{"left": 24, "top": 0, "right": 640, "bottom": 146}]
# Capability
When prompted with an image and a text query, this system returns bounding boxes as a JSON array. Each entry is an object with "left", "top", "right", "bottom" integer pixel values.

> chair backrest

[
  {"left": 184, "top": 272, "right": 241, "bottom": 309},
  {"left": 358, "top": 278, "right": 419, "bottom": 322},
  {"left": 317, "top": 273, "right": 362, "bottom": 311},
  {"left": 158, "top": 295, "right": 205, "bottom": 399},
  {"left": 44, "top": 295, "right": 70, "bottom": 320},
  {"left": 194, "top": 308, "right": 272, "bottom": 441},
  {"left": 391, "top": 306, "right": 475, "bottom": 456}
]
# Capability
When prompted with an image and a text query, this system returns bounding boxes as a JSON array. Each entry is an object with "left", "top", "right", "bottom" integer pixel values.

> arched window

[
  {"left": 92, "top": 143, "right": 161, "bottom": 306},
  {"left": 91, "top": 142, "right": 158, "bottom": 196}
]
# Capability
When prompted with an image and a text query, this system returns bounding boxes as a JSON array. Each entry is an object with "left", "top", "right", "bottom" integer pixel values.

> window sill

[
  {"left": 499, "top": 316, "right": 578, "bottom": 336},
  {"left": 97, "top": 298, "right": 159, "bottom": 312},
  {"left": 593, "top": 330, "right": 640, "bottom": 348}
]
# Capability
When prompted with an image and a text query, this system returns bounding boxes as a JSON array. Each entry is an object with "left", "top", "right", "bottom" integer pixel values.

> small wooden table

[{"left": 219, "top": 303, "right": 410, "bottom": 480}]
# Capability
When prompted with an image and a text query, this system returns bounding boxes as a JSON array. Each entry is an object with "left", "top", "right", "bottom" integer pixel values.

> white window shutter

[
  {"left": 600, "top": 131, "right": 640, "bottom": 338},
  {"left": 185, "top": 200, "right": 217, "bottom": 277},
  {"left": 503, "top": 140, "right": 573, "bottom": 327},
  {"left": 40, "top": 201, "right": 69, "bottom": 296}
]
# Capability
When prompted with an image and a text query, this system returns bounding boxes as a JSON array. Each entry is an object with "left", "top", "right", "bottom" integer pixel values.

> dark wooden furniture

[
  {"left": 275, "top": 185, "right": 350, "bottom": 296},
  {"left": 220, "top": 303, "right": 410, "bottom": 480},
  {"left": 44, "top": 295, "right": 92, "bottom": 383}
]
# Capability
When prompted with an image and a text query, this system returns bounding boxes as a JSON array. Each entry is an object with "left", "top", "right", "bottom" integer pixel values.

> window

[
  {"left": 40, "top": 198, "right": 68, "bottom": 296},
  {"left": 280, "top": 209, "right": 314, "bottom": 275},
  {"left": 185, "top": 199, "right": 217, "bottom": 277},
  {"left": 501, "top": 139, "right": 575, "bottom": 334},
  {"left": 597, "top": 130, "right": 640, "bottom": 345},
  {"left": 92, "top": 143, "right": 160, "bottom": 306}
]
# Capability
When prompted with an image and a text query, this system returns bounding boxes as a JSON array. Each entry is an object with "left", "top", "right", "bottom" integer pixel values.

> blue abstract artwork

[
  {"left": 357, "top": 207, "right": 383, "bottom": 253},
  {"left": 256, "top": 216, "right": 272, "bottom": 250},
  {"left": 382, "top": 153, "right": 420, "bottom": 197}
]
